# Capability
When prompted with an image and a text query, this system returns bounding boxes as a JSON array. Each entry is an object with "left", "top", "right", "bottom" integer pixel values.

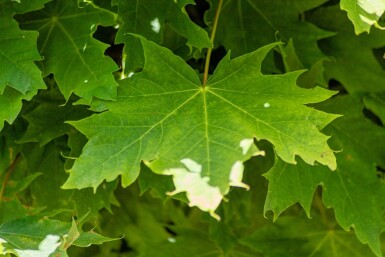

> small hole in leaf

[
  {"left": 377, "top": 166, "right": 385, "bottom": 180},
  {"left": 165, "top": 226, "right": 177, "bottom": 236},
  {"left": 93, "top": 25, "right": 116, "bottom": 44},
  {"left": 105, "top": 43, "right": 124, "bottom": 67},
  {"left": 93, "top": 25, "right": 123, "bottom": 67},
  {"left": 209, "top": 46, "right": 227, "bottom": 73},
  {"left": 320, "top": 0, "right": 340, "bottom": 7},
  {"left": 373, "top": 47, "right": 385, "bottom": 70},
  {"left": 117, "top": 239, "right": 134, "bottom": 253},
  {"left": 328, "top": 79, "right": 348, "bottom": 95},
  {"left": 363, "top": 108, "right": 383, "bottom": 126},
  {"left": 185, "top": 0, "right": 210, "bottom": 28}
]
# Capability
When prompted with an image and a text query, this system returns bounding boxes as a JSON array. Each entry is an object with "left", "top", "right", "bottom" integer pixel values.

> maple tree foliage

[{"left": 0, "top": 0, "right": 385, "bottom": 256}]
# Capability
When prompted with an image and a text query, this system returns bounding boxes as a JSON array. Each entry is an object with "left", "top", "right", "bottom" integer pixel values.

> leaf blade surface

[{"left": 64, "top": 37, "right": 337, "bottom": 215}]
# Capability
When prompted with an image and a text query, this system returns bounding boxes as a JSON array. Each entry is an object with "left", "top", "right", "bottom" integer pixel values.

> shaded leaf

[
  {"left": 363, "top": 93, "right": 385, "bottom": 124},
  {"left": 241, "top": 216, "right": 377, "bottom": 257},
  {"left": 308, "top": 5, "right": 385, "bottom": 94},
  {"left": 22, "top": 141, "right": 117, "bottom": 222},
  {"left": 0, "top": 129, "right": 42, "bottom": 223},
  {"left": 264, "top": 96, "right": 385, "bottom": 256},
  {"left": 278, "top": 38, "right": 330, "bottom": 88},
  {"left": 99, "top": 186, "right": 220, "bottom": 257},
  {"left": 206, "top": 0, "right": 334, "bottom": 69},
  {"left": 19, "top": 87, "right": 92, "bottom": 145},
  {"left": 137, "top": 163, "right": 175, "bottom": 201},
  {"left": 113, "top": 0, "right": 211, "bottom": 72}
]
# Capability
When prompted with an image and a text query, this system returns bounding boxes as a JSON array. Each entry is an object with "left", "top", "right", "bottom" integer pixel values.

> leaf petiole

[{"left": 202, "top": 0, "right": 223, "bottom": 88}]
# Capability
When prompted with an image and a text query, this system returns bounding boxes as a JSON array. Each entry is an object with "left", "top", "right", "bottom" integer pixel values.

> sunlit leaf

[
  {"left": 341, "top": 0, "right": 385, "bottom": 34},
  {"left": 63, "top": 36, "right": 337, "bottom": 216}
]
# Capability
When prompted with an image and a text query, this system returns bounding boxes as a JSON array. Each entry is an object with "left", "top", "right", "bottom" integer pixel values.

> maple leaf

[
  {"left": 0, "top": 0, "right": 49, "bottom": 131},
  {"left": 0, "top": 2, "right": 45, "bottom": 95},
  {"left": 206, "top": 0, "right": 334, "bottom": 69},
  {"left": 63, "top": 36, "right": 337, "bottom": 217},
  {"left": 264, "top": 96, "right": 385, "bottom": 256},
  {"left": 16, "top": 0, "right": 119, "bottom": 103},
  {"left": 0, "top": 88, "right": 36, "bottom": 132},
  {"left": 241, "top": 216, "right": 378, "bottom": 257},
  {"left": 341, "top": 0, "right": 385, "bottom": 34},
  {"left": 308, "top": 5, "right": 385, "bottom": 94}
]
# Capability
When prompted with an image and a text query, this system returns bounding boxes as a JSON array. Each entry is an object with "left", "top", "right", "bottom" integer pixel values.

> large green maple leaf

[
  {"left": 264, "top": 96, "right": 385, "bottom": 256},
  {"left": 16, "top": 0, "right": 119, "bottom": 103},
  {"left": 341, "top": 0, "right": 385, "bottom": 34},
  {"left": 206, "top": 0, "right": 334, "bottom": 68},
  {"left": 63, "top": 36, "right": 337, "bottom": 217}
]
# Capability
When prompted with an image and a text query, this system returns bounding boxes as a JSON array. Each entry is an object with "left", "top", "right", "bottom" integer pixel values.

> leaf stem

[
  {"left": 0, "top": 153, "right": 21, "bottom": 202},
  {"left": 202, "top": 0, "right": 223, "bottom": 88}
]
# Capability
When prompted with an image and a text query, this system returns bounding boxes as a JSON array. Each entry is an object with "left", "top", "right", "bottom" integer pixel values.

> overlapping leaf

[
  {"left": 341, "top": 0, "right": 385, "bottom": 34},
  {"left": 0, "top": 1, "right": 47, "bottom": 131},
  {"left": 63, "top": 36, "right": 337, "bottom": 217},
  {"left": 113, "top": 0, "right": 211, "bottom": 72},
  {"left": 11, "top": 0, "right": 52, "bottom": 14},
  {"left": 16, "top": 0, "right": 119, "bottom": 103},
  {"left": 0, "top": 2, "right": 45, "bottom": 95},
  {"left": 241, "top": 216, "right": 378, "bottom": 257},
  {"left": 0, "top": 124, "right": 41, "bottom": 224},
  {"left": 0, "top": 88, "right": 36, "bottom": 132},
  {"left": 308, "top": 5, "right": 385, "bottom": 94},
  {"left": 22, "top": 141, "right": 118, "bottom": 222},
  {"left": 206, "top": 0, "right": 334, "bottom": 69},
  {"left": 363, "top": 93, "right": 385, "bottom": 124},
  {"left": 264, "top": 96, "right": 385, "bottom": 256},
  {"left": 19, "top": 87, "right": 92, "bottom": 145}
]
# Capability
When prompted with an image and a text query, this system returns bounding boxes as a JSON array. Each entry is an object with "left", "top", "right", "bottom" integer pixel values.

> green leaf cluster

[{"left": 1, "top": 0, "right": 385, "bottom": 256}]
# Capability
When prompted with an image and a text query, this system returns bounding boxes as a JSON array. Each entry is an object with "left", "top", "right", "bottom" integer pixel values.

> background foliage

[{"left": 1, "top": 0, "right": 385, "bottom": 256}]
